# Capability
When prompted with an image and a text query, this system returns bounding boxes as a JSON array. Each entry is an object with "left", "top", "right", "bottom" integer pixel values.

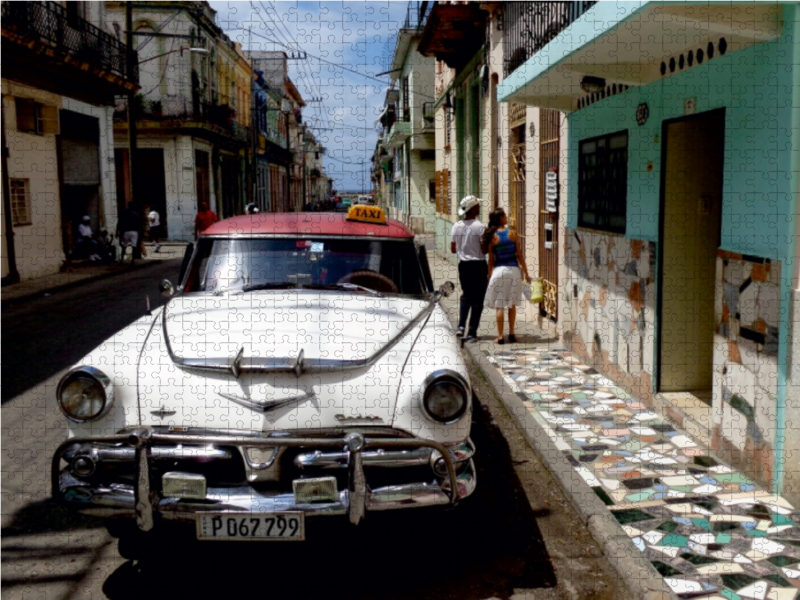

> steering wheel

[{"left": 337, "top": 270, "right": 399, "bottom": 294}]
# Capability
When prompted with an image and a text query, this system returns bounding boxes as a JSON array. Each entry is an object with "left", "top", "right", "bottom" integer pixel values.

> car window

[{"left": 184, "top": 238, "right": 427, "bottom": 295}]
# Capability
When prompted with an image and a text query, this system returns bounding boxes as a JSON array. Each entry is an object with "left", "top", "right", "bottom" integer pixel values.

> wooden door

[
  {"left": 659, "top": 110, "right": 724, "bottom": 394},
  {"left": 539, "top": 109, "right": 560, "bottom": 321}
]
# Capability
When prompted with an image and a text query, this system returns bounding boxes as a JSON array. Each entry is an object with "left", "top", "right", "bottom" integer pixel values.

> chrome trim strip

[
  {"left": 66, "top": 444, "right": 232, "bottom": 463},
  {"left": 217, "top": 391, "right": 315, "bottom": 413},
  {"left": 161, "top": 299, "right": 435, "bottom": 377}
]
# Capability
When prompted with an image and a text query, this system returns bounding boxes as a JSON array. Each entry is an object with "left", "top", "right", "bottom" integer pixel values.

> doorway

[
  {"left": 657, "top": 109, "right": 725, "bottom": 401},
  {"left": 136, "top": 149, "right": 168, "bottom": 239}
]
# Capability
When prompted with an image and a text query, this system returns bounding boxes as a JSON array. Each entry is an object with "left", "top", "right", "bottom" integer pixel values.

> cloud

[{"left": 210, "top": 0, "right": 407, "bottom": 190}]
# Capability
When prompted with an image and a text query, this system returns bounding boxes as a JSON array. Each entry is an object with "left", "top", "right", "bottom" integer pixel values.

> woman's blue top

[{"left": 494, "top": 229, "right": 518, "bottom": 267}]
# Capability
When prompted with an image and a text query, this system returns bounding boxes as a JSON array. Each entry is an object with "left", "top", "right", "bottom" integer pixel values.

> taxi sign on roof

[{"left": 346, "top": 204, "right": 386, "bottom": 225}]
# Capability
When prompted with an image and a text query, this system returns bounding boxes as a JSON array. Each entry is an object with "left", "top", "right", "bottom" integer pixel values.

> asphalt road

[
  {"left": 1, "top": 263, "right": 623, "bottom": 600},
  {"left": 1, "top": 260, "right": 184, "bottom": 403}
]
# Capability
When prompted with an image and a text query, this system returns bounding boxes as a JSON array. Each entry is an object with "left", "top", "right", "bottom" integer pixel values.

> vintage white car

[{"left": 52, "top": 205, "right": 476, "bottom": 552}]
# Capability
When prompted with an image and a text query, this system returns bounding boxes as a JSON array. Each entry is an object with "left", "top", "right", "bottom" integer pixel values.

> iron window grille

[
  {"left": 578, "top": 131, "right": 628, "bottom": 234},
  {"left": 10, "top": 179, "right": 31, "bottom": 226}
]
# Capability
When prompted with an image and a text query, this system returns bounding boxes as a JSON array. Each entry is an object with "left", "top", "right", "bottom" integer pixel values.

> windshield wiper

[
  {"left": 241, "top": 282, "right": 298, "bottom": 292},
  {"left": 302, "top": 283, "right": 383, "bottom": 297}
]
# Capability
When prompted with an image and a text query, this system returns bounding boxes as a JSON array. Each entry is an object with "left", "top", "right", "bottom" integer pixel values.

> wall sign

[
  {"left": 636, "top": 103, "right": 649, "bottom": 126},
  {"left": 545, "top": 169, "right": 558, "bottom": 212}
]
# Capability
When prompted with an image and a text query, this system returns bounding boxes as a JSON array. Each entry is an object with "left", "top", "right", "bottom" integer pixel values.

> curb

[
  {"left": 1, "top": 260, "right": 163, "bottom": 307},
  {"left": 459, "top": 337, "right": 679, "bottom": 600}
]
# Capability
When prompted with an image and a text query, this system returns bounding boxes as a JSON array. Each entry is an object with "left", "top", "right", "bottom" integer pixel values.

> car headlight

[
  {"left": 57, "top": 366, "right": 114, "bottom": 422},
  {"left": 421, "top": 370, "right": 469, "bottom": 423}
]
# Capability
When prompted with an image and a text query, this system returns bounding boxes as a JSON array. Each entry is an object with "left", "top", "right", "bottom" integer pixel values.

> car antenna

[{"left": 145, "top": 294, "right": 151, "bottom": 315}]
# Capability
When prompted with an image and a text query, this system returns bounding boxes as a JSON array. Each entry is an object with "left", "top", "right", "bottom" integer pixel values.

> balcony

[
  {"left": 418, "top": 2, "right": 489, "bottom": 69},
  {"left": 503, "top": 2, "right": 597, "bottom": 77},
  {"left": 2, "top": 1, "right": 139, "bottom": 105},
  {"left": 384, "top": 1, "right": 430, "bottom": 73},
  {"left": 385, "top": 121, "right": 411, "bottom": 148},
  {"left": 498, "top": 2, "right": 781, "bottom": 112},
  {"left": 114, "top": 97, "right": 249, "bottom": 145}
]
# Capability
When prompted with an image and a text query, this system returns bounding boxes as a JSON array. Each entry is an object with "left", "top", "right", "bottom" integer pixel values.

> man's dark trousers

[{"left": 458, "top": 260, "right": 488, "bottom": 336}]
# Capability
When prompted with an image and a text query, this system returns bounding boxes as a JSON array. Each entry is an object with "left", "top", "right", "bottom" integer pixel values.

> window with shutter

[
  {"left": 434, "top": 170, "right": 442, "bottom": 213},
  {"left": 39, "top": 104, "right": 60, "bottom": 135},
  {"left": 15, "top": 99, "right": 36, "bottom": 133},
  {"left": 15, "top": 99, "right": 59, "bottom": 135},
  {"left": 442, "top": 169, "right": 452, "bottom": 216},
  {"left": 10, "top": 179, "right": 31, "bottom": 226}
]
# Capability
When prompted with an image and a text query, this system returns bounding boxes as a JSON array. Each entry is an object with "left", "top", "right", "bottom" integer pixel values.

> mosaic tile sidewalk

[{"left": 487, "top": 345, "right": 799, "bottom": 600}]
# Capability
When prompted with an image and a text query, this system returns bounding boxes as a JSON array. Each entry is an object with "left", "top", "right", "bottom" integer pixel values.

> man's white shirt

[{"left": 450, "top": 218, "right": 486, "bottom": 261}]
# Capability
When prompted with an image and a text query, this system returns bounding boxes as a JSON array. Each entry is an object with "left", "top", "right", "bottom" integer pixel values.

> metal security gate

[
  {"left": 509, "top": 122, "right": 526, "bottom": 259},
  {"left": 539, "top": 109, "right": 560, "bottom": 321}
]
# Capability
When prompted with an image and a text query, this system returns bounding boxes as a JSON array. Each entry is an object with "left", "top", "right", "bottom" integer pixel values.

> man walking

[
  {"left": 147, "top": 207, "right": 162, "bottom": 253},
  {"left": 450, "top": 195, "right": 488, "bottom": 342},
  {"left": 116, "top": 202, "right": 140, "bottom": 264},
  {"left": 194, "top": 202, "right": 219, "bottom": 238}
]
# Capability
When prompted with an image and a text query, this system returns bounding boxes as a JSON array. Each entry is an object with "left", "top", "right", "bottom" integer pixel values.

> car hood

[{"left": 136, "top": 291, "right": 432, "bottom": 431}]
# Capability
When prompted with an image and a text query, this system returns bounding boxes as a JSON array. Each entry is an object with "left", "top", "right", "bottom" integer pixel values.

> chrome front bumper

[{"left": 52, "top": 430, "right": 476, "bottom": 531}]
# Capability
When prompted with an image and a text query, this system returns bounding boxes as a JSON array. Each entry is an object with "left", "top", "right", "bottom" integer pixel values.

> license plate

[{"left": 196, "top": 513, "right": 304, "bottom": 541}]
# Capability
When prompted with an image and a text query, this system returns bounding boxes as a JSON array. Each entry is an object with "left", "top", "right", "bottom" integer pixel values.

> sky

[{"left": 209, "top": 0, "right": 409, "bottom": 192}]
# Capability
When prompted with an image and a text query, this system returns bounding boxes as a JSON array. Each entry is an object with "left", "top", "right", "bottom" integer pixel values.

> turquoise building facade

[{"left": 499, "top": 2, "right": 800, "bottom": 501}]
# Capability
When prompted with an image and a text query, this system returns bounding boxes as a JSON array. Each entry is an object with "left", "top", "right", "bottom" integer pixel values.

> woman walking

[{"left": 483, "top": 208, "right": 532, "bottom": 344}]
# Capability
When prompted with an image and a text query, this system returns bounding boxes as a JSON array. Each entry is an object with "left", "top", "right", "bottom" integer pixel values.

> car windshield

[{"left": 183, "top": 237, "right": 427, "bottom": 296}]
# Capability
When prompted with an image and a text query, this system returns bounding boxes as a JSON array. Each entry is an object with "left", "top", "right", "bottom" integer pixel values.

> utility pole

[
  {"left": 247, "top": 28, "right": 259, "bottom": 210},
  {"left": 125, "top": 3, "right": 138, "bottom": 216}
]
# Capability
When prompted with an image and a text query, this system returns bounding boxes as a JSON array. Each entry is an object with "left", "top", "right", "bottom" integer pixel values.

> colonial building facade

[{"left": 1, "top": 0, "right": 138, "bottom": 282}]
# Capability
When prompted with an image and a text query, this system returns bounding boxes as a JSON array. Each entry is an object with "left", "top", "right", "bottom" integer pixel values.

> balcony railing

[
  {"left": 2, "top": 0, "right": 138, "bottom": 82},
  {"left": 384, "top": 1, "right": 430, "bottom": 72},
  {"left": 114, "top": 96, "right": 248, "bottom": 141},
  {"left": 503, "top": 1, "right": 596, "bottom": 77}
]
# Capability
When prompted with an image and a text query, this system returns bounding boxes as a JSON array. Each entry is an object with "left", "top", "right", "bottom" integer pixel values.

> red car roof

[{"left": 201, "top": 212, "right": 414, "bottom": 239}]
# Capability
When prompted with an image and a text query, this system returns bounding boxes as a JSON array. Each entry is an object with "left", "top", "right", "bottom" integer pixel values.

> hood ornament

[
  {"left": 150, "top": 405, "right": 177, "bottom": 418},
  {"left": 218, "top": 390, "right": 315, "bottom": 413},
  {"left": 294, "top": 348, "right": 305, "bottom": 378}
]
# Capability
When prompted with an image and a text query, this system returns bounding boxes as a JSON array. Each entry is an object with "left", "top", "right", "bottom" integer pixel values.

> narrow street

[{"left": 1, "top": 265, "right": 622, "bottom": 600}]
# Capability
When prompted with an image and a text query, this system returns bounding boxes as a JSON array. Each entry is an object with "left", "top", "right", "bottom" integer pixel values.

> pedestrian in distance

[
  {"left": 246, "top": 202, "right": 259, "bottom": 215},
  {"left": 147, "top": 207, "right": 162, "bottom": 253},
  {"left": 116, "top": 202, "right": 141, "bottom": 265},
  {"left": 194, "top": 201, "right": 219, "bottom": 238},
  {"left": 482, "top": 207, "right": 532, "bottom": 344},
  {"left": 450, "top": 195, "right": 488, "bottom": 343}
]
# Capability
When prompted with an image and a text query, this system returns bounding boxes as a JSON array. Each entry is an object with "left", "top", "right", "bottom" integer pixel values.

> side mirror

[
  {"left": 159, "top": 279, "right": 175, "bottom": 297},
  {"left": 438, "top": 281, "right": 455, "bottom": 298}
]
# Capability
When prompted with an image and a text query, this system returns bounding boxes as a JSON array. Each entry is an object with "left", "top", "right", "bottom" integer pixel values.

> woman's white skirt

[{"left": 485, "top": 266, "right": 524, "bottom": 308}]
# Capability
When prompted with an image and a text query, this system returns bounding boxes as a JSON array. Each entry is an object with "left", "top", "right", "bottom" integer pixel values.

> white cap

[{"left": 458, "top": 195, "right": 482, "bottom": 216}]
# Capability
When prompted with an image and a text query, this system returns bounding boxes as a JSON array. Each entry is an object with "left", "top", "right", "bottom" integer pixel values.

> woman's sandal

[
  {"left": 508, "top": 334, "right": 517, "bottom": 343},
  {"left": 494, "top": 337, "right": 505, "bottom": 344}
]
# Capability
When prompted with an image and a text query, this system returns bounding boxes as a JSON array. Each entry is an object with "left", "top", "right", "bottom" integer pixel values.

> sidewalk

[
  {"left": 0, "top": 242, "right": 185, "bottom": 306},
  {"left": 427, "top": 240, "right": 800, "bottom": 600}
]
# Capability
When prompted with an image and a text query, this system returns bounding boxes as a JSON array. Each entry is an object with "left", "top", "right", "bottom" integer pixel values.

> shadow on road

[{"left": 102, "top": 396, "right": 558, "bottom": 600}]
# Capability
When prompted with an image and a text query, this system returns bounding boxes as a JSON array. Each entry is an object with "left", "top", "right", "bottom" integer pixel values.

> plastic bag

[
  {"left": 523, "top": 282, "right": 532, "bottom": 301},
  {"left": 530, "top": 278, "right": 544, "bottom": 303}
]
